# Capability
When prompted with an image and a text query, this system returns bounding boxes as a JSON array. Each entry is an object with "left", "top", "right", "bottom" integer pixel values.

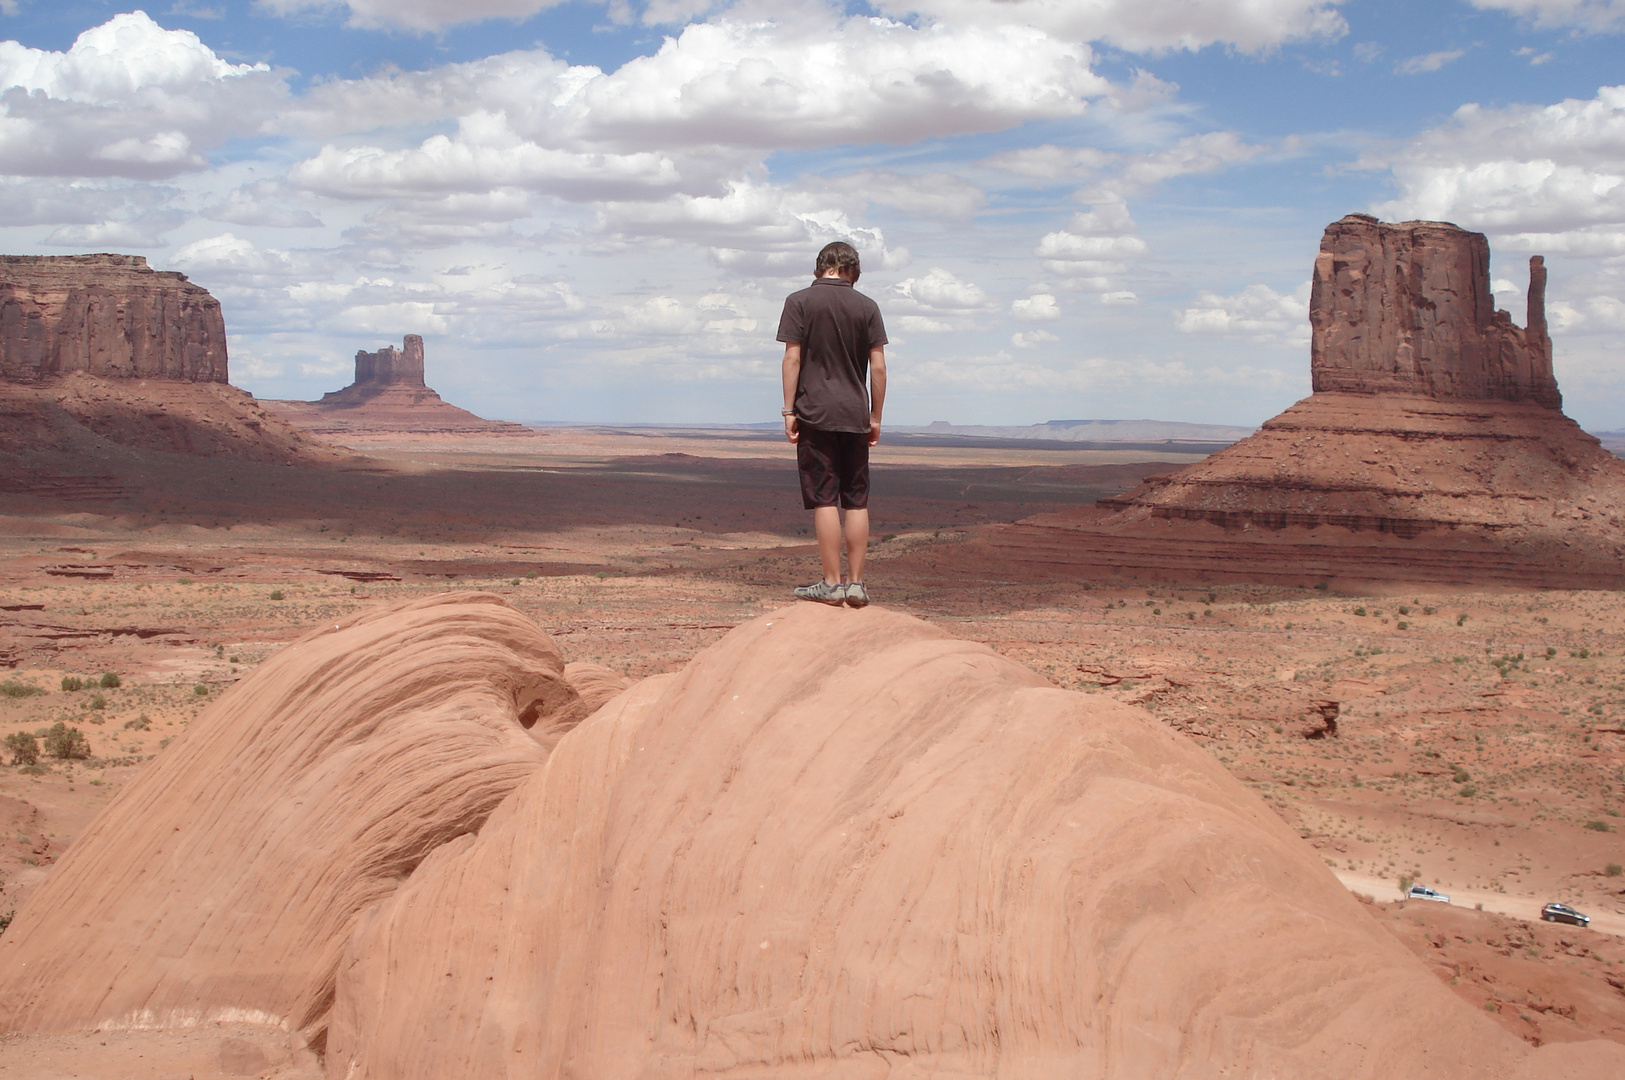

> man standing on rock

[{"left": 778, "top": 240, "right": 887, "bottom": 608}]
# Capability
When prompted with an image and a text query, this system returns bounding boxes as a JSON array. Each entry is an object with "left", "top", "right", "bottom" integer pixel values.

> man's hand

[
  {"left": 785, "top": 413, "right": 800, "bottom": 444},
  {"left": 868, "top": 420, "right": 881, "bottom": 447}
]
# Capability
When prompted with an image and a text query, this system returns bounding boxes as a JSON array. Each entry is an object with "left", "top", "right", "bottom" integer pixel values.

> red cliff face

[
  {"left": 1310, "top": 214, "right": 1559, "bottom": 408},
  {"left": 0, "top": 254, "right": 228, "bottom": 384}
]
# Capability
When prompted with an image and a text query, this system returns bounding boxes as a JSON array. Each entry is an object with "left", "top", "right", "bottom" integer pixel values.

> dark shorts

[{"left": 796, "top": 425, "right": 869, "bottom": 510}]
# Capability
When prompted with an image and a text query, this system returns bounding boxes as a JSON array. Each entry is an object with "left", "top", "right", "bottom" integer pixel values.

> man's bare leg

[
  {"left": 814, "top": 505, "right": 843, "bottom": 585},
  {"left": 844, "top": 507, "right": 869, "bottom": 583}
]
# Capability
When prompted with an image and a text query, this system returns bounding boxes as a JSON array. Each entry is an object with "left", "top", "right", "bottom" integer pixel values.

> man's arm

[
  {"left": 867, "top": 344, "right": 886, "bottom": 447},
  {"left": 781, "top": 342, "right": 802, "bottom": 444}
]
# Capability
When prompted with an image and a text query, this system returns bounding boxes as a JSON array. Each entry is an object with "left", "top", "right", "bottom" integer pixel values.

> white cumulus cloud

[
  {"left": 258, "top": 0, "right": 565, "bottom": 31},
  {"left": 1468, "top": 0, "right": 1625, "bottom": 32},
  {"left": 1369, "top": 85, "right": 1625, "bottom": 240},
  {"left": 0, "top": 11, "right": 282, "bottom": 178},
  {"left": 1175, "top": 282, "right": 1311, "bottom": 344},
  {"left": 892, "top": 268, "right": 990, "bottom": 312},
  {"left": 873, "top": 0, "right": 1349, "bottom": 54},
  {"left": 1011, "top": 328, "right": 1059, "bottom": 348},
  {"left": 1011, "top": 293, "right": 1062, "bottom": 321}
]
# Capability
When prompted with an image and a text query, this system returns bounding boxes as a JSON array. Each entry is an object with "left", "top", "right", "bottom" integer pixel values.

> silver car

[{"left": 1407, "top": 885, "right": 1450, "bottom": 903}]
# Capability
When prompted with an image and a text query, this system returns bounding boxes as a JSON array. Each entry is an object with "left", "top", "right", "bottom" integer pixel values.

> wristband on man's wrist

[{"left": 781, "top": 408, "right": 796, "bottom": 416}]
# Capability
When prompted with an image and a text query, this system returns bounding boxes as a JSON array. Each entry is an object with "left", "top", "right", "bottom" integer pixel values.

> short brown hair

[{"left": 815, "top": 241, "right": 861, "bottom": 283}]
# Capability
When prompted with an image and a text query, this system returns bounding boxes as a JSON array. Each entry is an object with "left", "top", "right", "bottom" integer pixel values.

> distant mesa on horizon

[
  {"left": 264, "top": 334, "right": 531, "bottom": 438},
  {"left": 916, "top": 418, "right": 1257, "bottom": 444}
]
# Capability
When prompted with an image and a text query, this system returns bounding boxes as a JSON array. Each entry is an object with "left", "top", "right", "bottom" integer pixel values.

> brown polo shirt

[{"left": 776, "top": 277, "right": 887, "bottom": 434}]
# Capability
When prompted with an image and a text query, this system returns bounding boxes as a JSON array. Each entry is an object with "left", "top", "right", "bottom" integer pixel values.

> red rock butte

[
  {"left": 0, "top": 253, "right": 337, "bottom": 463},
  {"left": 264, "top": 334, "right": 531, "bottom": 436},
  {"left": 955, "top": 215, "right": 1625, "bottom": 590}
]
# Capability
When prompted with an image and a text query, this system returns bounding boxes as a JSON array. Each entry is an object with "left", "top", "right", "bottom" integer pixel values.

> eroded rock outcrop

[
  {"left": 328, "top": 603, "right": 1615, "bottom": 1079},
  {"left": 1311, "top": 215, "right": 1560, "bottom": 407},
  {"left": 0, "top": 255, "right": 227, "bottom": 383},
  {"left": 326, "top": 335, "right": 428, "bottom": 402},
  {"left": 1, "top": 597, "right": 1619, "bottom": 1077},
  {"left": 0, "top": 253, "right": 344, "bottom": 464},
  {"left": 0, "top": 593, "right": 594, "bottom": 1038},
  {"left": 1011, "top": 215, "right": 1625, "bottom": 588},
  {"left": 265, "top": 335, "right": 530, "bottom": 437}
]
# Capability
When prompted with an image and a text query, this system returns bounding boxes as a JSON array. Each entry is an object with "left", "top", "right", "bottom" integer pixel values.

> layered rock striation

[
  {"left": 265, "top": 335, "right": 530, "bottom": 437},
  {"left": 1037, "top": 215, "right": 1625, "bottom": 588},
  {"left": 0, "top": 254, "right": 228, "bottom": 383},
  {"left": 2, "top": 596, "right": 1616, "bottom": 1077}
]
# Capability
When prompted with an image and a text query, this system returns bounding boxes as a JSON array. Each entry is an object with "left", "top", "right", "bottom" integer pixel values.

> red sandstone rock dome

[{"left": 0, "top": 596, "right": 1617, "bottom": 1077}]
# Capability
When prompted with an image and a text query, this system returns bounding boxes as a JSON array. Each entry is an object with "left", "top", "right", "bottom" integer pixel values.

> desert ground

[{"left": 2, "top": 426, "right": 1624, "bottom": 1074}]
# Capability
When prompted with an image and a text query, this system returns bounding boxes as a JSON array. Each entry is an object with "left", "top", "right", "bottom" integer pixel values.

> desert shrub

[
  {"left": 1451, "top": 766, "right": 1471, "bottom": 783},
  {"left": 5, "top": 732, "right": 39, "bottom": 766},
  {"left": 98, "top": 672, "right": 121, "bottom": 688},
  {"left": 509, "top": 578, "right": 520, "bottom": 586},
  {"left": 1423, "top": 606, "right": 1437, "bottom": 614},
  {"left": 60, "top": 675, "right": 84, "bottom": 692},
  {"left": 42, "top": 723, "right": 89, "bottom": 760},
  {"left": 88, "top": 694, "right": 106, "bottom": 711},
  {"left": 193, "top": 683, "right": 209, "bottom": 697},
  {"left": 0, "top": 680, "right": 43, "bottom": 698},
  {"left": 1353, "top": 607, "right": 1367, "bottom": 617},
  {"left": 524, "top": 570, "right": 539, "bottom": 579},
  {"left": 1584, "top": 820, "right": 1614, "bottom": 832},
  {"left": 1458, "top": 785, "right": 1478, "bottom": 798},
  {"left": 0, "top": 908, "right": 11, "bottom": 935},
  {"left": 1579, "top": 648, "right": 1591, "bottom": 659},
  {"left": 123, "top": 714, "right": 150, "bottom": 731},
  {"left": 1605, "top": 863, "right": 1623, "bottom": 878},
  {"left": 177, "top": 577, "right": 192, "bottom": 585},
  {"left": 1456, "top": 613, "right": 1468, "bottom": 626},
  {"left": 1397, "top": 621, "right": 1410, "bottom": 630},
  {"left": 269, "top": 589, "right": 284, "bottom": 600},
  {"left": 1398, "top": 605, "right": 1410, "bottom": 615}
]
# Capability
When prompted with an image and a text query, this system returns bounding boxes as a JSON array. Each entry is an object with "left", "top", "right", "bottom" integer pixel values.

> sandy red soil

[{"left": 1, "top": 428, "right": 1622, "bottom": 1072}]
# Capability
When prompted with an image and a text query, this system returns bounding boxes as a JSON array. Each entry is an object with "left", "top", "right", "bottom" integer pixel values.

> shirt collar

[{"left": 813, "top": 276, "right": 853, "bottom": 287}]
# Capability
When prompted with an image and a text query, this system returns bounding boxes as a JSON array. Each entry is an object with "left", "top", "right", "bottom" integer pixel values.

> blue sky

[{"left": 1, "top": 1, "right": 1622, "bottom": 428}]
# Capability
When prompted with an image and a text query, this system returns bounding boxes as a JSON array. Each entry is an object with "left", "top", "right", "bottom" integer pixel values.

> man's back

[{"left": 777, "top": 277, "right": 886, "bottom": 434}]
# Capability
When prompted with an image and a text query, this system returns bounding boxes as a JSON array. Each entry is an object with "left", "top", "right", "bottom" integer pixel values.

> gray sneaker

[
  {"left": 794, "top": 580, "right": 846, "bottom": 605},
  {"left": 843, "top": 582, "right": 870, "bottom": 608}
]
